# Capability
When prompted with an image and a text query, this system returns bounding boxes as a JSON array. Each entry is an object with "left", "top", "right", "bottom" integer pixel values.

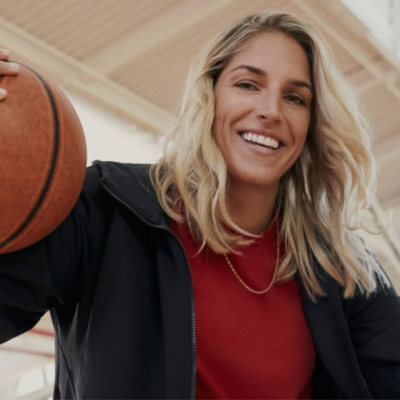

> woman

[{"left": 0, "top": 10, "right": 399, "bottom": 400}]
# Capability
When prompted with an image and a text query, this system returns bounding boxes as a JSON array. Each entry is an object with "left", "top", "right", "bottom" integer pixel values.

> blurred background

[{"left": 0, "top": 0, "right": 400, "bottom": 398}]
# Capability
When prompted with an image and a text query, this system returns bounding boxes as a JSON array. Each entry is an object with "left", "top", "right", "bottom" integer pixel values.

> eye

[
  {"left": 235, "top": 81, "right": 258, "bottom": 91},
  {"left": 285, "top": 94, "right": 305, "bottom": 105}
]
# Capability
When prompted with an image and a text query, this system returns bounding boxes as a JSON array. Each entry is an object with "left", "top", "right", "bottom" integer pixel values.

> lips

[{"left": 239, "top": 132, "right": 281, "bottom": 150}]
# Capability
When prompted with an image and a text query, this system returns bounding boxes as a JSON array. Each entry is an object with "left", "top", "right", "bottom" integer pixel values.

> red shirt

[{"left": 171, "top": 218, "right": 316, "bottom": 399}]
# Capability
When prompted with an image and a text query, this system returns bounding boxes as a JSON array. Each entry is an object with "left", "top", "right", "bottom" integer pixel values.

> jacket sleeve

[
  {"left": 344, "top": 275, "right": 400, "bottom": 399},
  {"left": 0, "top": 164, "right": 113, "bottom": 344}
]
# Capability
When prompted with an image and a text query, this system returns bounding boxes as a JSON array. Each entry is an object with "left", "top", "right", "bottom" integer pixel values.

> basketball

[{"left": 0, "top": 63, "right": 87, "bottom": 254}]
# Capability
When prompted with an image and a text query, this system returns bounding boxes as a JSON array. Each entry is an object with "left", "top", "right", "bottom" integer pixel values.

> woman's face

[{"left": 213, "top": 32, "right": 313, "bottom": 192}]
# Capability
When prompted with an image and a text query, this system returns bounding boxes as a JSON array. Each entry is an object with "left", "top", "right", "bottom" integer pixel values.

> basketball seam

[
  {"left": 0, "top": 64, "right": 60, "bottom": 249},
  {"left": 22, "top": 71, "right": 63, "bottom": 242}
]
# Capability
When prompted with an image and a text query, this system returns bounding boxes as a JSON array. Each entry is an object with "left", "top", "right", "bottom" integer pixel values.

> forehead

[{"left": 223, "top": 32, "right": 311, "bottom": 82}]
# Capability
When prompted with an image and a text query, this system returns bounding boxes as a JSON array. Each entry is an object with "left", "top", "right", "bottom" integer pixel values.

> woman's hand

[{"left": 0, "top": 49, "right": 20, "bottom": 100}]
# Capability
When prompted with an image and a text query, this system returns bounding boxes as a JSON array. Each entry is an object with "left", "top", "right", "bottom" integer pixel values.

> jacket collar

[{"left": 94, "top": 160, "right": 169, "bottom": 228}]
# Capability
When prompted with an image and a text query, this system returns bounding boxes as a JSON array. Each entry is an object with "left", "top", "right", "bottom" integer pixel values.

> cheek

[
  {"left": 291, "top": 110, "right": 310, "bottom": 143},
  {"left": 214, "top": 86, "right": 250, "bottom": 124},
  {"left": 213, "top": 97, "right": 234, "bottom": 144},
  {"left": 212, "top": 104, "right": 225, "bottom": 148},
  {"left": 213, "top": 102, "right": 250, "bottom": 151}
]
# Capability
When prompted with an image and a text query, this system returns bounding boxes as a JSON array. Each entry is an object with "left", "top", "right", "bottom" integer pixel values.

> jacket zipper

[
  {"left": 336, "top": 287, "right": 373, "bottom": 399},
  {"left": 100, "top": 181, "right": 197, "bottom": 400}
]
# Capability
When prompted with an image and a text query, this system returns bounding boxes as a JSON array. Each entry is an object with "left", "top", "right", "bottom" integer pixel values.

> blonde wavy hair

[{"left": 150, "top": 10, "right": 389, "bottom": 299}]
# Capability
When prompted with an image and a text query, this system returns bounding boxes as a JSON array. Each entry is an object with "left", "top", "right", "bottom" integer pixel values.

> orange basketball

[{"left": 0, "top": 63, "right": 87, "bottom": 254}]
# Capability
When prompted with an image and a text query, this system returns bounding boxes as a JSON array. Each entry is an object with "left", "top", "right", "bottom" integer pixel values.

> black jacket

[{"left": 0, "top": 161, "right": 399, "bottom": 399}]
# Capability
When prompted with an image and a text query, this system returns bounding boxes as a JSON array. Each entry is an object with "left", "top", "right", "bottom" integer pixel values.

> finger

[
  {"left": 0, "top": 61, "right": 19, "bottom": 75},
  {"left": 0, "top": 88, "right": 8, "bottom": 100},
  {"left": 0, "top": 49, "right": 10, "bottom": 60}
]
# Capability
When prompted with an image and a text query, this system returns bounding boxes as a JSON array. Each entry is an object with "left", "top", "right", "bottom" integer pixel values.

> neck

[{"left": 226, "top": 179, "right": 280, "bottom": 233}]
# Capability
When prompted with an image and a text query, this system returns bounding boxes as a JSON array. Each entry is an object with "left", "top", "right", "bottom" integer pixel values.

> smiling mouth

[{"left": 240, "top": 132, "right": 281, "bottom": 150}]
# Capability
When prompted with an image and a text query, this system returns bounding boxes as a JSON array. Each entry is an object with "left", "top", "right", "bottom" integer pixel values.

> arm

[{"left": 0, "top": 164, "right": 113, "bottom": 343}]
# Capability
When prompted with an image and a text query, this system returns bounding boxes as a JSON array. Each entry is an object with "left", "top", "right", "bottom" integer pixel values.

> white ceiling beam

[
  {"left": 373, "top": 128, "right": 400, "bottom": 159},
  {"left": 375, "top": 145, "right": 400, "bottom": 166},
  {"left": 354, "top": 78, "right": 381, "bottom": 95},
  {"left": 293, "top": 0, "right": 400, "bottom": 102},
  {"left": 83, "top": 0, "right": 236, "bottom": 76},
  {"left": 0, "top": 16, "right": 175, "bottom": 136},
  {"left": 353, "top": 68, "right": 398, "bottom": 95},
  {"left": 393, "top": 0, "right": 400, "bottom": 58}
]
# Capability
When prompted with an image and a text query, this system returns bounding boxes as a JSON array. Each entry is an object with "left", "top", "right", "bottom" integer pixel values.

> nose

[{"left": 256, "top": 91, "right": 281, "bottom": 123}]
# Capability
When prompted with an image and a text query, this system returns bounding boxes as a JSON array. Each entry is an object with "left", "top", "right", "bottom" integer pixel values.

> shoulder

[
  {"left": 84, "top": 161, "right": 151, "bottom": 192},
  {"left": 81, "top": 161, "right": 153, "bottom": 204},
  {"left": 90, "top": 160, "right": 151, "bottom": 181},
  {"left": 80, "top": 161, "right": 165, "bottom": 226},
  {"left": 343, "top": 277, "right": 400, "bottom": 397},
  {"left": 342, "top": 273, "right": 400, "bottom": 330}
]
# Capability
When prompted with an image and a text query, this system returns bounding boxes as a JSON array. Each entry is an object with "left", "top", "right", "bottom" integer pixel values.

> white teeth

[
  {"left": 271, "top": 138, "right": 279, "bottom": 149},
  {"left": 241, "top": 132, "right": 280, "bottom": 149}
]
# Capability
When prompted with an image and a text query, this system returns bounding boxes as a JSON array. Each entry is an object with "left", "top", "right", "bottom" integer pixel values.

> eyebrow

[
  {"left": 231, "top": 65, "right": 266, "bottom": 76},
  {"left": 230, "top": 64, "right": 313, "bottom": 94},
  {"left": 288, "top": 79, "right": 313, "bottom": 94}
]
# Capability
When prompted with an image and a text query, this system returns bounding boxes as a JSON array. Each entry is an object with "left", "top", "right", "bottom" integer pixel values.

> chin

[{"left": 229, "top": 168, "right": 280, "bottom": 189}]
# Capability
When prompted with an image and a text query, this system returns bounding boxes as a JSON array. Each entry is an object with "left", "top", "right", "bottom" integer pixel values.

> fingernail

[
  {"left": 10, "top": 63, "right": 19, "bottom": 72},
  {"left": 2, "top": 49, "right": 10, "bottom": 57},
  {"left": 0, "top": 88, "right": 7, "bottom": 97}
]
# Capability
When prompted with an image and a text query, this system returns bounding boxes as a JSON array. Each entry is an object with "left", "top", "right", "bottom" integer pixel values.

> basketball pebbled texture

[{"left": 0, "top": 63, "right": 87, "bottom": 254}]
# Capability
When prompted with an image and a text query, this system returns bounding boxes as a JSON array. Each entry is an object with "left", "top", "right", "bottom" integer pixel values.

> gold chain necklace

[{"left": 223, "top": 228, "right": 280, "bottom": 295}]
